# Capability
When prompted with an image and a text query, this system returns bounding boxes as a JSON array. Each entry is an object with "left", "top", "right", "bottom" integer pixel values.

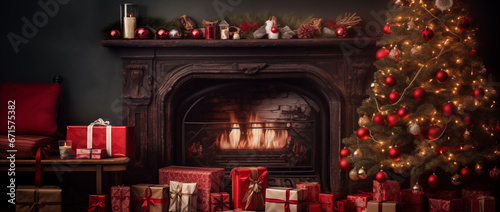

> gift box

[
  {"left": 211, "top": 192, "right": 230, "bottom": 212},
  {"left": 471, "top": 196, "right": 495, "bottom": 212},
  {"left": 318, "top": 192, "right": 347, "bottom": 212},
  {"left": 462, "top": 189, "right": 490, "bottom": 212},
  {"left": 336, "top": 200, "right": 355, "bottom": 212},
  {"left": 347, "top": 194, "right": 372, "bottom": 209},
  {"left": 131, "top": 184, "right": 169, "bottom": 212},
  {"left": 67, "top": 118, "right": 135, "bottom": 157},
  {"left": 366, "top": 201, "right": 397, "bottom": 212},
  {"left": 230, "top": 167, "right": 268, "bottom": 210},
  {"left": 88, "top": 194, "right": 108, "bottom": 212},
  {"left": 111, "top": 185, "right": 130, "bottom": 212},
  {"left": 428, "top": 197, "right": 463, "bottom": 212},
  {"left": 296, "top": 182, "right": 321, "bottom": 202},
  {"left": 308, "top": 202, "right": 322, "bottom": 212},
  {"left": 159, "top": 166, "right": 225, "bottom": 212},
  {"left": 169, "top": 181, "right": 197, "bottom": 212},
  {"left": 373, "top": 180, "right": 400, "bottom": 201},
  {"left": 76, "top": 148, "right": 107, "bottom": 159},
  {"left": 399, "top": 189, "right": 425, "bottom": 206},
  {"left": 16, "top": 185, "right": 62, "bottom": 212},
  {"left": 265, "top": 187, "right": 306, "bottom": 212}
]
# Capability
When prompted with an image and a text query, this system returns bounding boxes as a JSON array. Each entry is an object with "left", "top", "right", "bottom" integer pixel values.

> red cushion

[
  {"left": 0, "top": 82, "right": 63, "bottom": 135},
  {"left": 0, "top": 135, "right": 58, "bottom": 158}
]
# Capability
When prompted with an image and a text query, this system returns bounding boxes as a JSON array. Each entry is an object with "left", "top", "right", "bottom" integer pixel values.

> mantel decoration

[{"left": 102, "top": 9, "right": 362, "bottom": 40}]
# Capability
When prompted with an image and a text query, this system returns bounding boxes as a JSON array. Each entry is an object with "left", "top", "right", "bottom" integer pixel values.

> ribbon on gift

[
  {"left": 377, "top": 201, "right": 386, "bottom": 212},
  {"left": 131, "top": 186, "right": 168, "bottom": 212},
  {"left": 87, "top": 118, "right": 112, "bottom": 157},
  {"left": 35, "top": 145, "right": 51, "bottom": 186},
  {"left": 265, "top": 189, "right": 302, "bottom": 212},
  {"left": 477, "top": 196, "right": 495, "bottom": 212},
  {"left": 20, "top": 187, "right": 61, "bottom": 212},
  {"left": 211, "top": 193, "right": 229, "bottom": 211},
  {"left": 169, "top": 183, "right": 197, "bottom": 212},
  {"left": 88, "top": 202, "right": 105, "bottom": 211},
  {"left": 240, "top": 167, "right": 268, "bottom": 210}
]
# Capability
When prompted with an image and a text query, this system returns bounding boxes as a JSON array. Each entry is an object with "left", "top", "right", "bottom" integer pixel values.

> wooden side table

[{"left": 0, "top": 157, "right": 130, "bottom": 194}]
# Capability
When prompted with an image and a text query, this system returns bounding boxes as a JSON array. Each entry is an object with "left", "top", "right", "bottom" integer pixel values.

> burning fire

[{"left": 216, "top": 113, "right": 290, "bottom": 150}]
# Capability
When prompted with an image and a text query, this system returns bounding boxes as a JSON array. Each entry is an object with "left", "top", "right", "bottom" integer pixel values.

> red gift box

[
  {"left": 462, "top": 189, "right": 490, "bottom": 212},
  {"left": 159, "top": 166, "right": 225, "bottom": 212},
  {"left": 319, "top": 193, "right": 346, "bottom": 212},
  {"left": 471, "top": 196, "right": 495, "bottom": 212},
  {"left": 309, "top": 202, "right": 322, "bottom": 212},
  {"left": 67, "top": 119, "right": 135, "bottom": 157},
  {"left": 230, "top": 167, "right": 268, "bottom": 210},
  {"left": 373, "top": 180, "right": 400, "bottom": 201},
  {"left": 111, "top": 185, "right": 130, "bottom": 212},
  {"left": 88, "top": 194, "right": 108, "bottom": 212},
  {"left": 76, "top": 148, "right": 107, "bottom": 159},
  {"left": 336, "top": 200, "right": 355, "bottom": 212},
  {"left": 347, "top": 194, "right": 372, "bottom": 208},
  {"left": 211, "top": 192, "right": 230, "bottom": 212},
  {"left": 399, "top": 189, "right": 425, "bottom": 206},
  {"left": 428, "top": 197, "right": 464, "bottom": 212},
  {"left": 296, "top": 182, "right": 321, "bottom": 202}
]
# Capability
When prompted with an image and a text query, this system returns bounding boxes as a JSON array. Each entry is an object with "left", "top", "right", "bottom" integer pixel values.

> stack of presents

[{"left": 15, "top": 119, "right": 496, "bottom": 212}]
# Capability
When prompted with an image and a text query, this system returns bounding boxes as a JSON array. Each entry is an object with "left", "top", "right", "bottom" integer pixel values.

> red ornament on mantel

[
  {"left": 385, "top": 75, "right": 397, "bottom": 87},
  {"left": 376, "top": 47, "right": 390, "bottom": 60},
  {"left": 389, "top": 91, "right": 400, "bottom": 103},
  {"left": 443, "top": 102, "right": 456, "bottom": 117},
  {"left": 357, "top": 127, "right": 370, "bottom": 140},
  {"left": 389, "top": 146, "right": 402, "bottom": 161},
  {"left": 461, "top": 166, "right": 473, "bottom": 181},
  {"left": 271, "top": 26, "right": 279, "bottom": 33},
  {"left": 135, "top": 27, "right": 151, "bottom": 39},
  {"left": 421, "top": 27, "right": 434, "bottom": 42},
  {"left": 398, "top": 107, "right": 409, "bottom": 119},
  {"left": 336, "top": 27, "right": 348, "bottom": 38},
  {"left": 383, "top": 24, "right": 392, "bottom": 34},
  {"left": 373, "top": 114, "right": 385, "bottom": 125},
  {"left": 339, "top": 158, "right": 352, "bottom": 170},
  {"left": 191, "top": 29, "right": 202, "bottom": 39},
  {"left": 340, "top": 147, "right": 350, "bottom": 157},
  {"left": 428, "top": 173, "right": 440, "bottom": 188},
  {"left": 413, "top": 88, "right": 426, "bottom": 101},
  {"left": 376, "top": 171, "right": 388, "bottom": 183},
  {"left": 156, "top": 29, "right": 169, "bottom": 39},
  {"left": 110, "top": 29, "right": 121, "bottom": 39},
  {"left": 427, "top": 126, "right": 443, "bottom": 140},
  {"left": 387, "top": 113, "right": 400, "bottom": 127},
  {"left": 436, "top": 70, "right": 449, "bottom": 83}
]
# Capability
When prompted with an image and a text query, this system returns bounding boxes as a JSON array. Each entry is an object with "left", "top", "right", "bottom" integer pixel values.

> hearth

[{"left": 103, "top": 38, "right": 378, "bottom": 193}]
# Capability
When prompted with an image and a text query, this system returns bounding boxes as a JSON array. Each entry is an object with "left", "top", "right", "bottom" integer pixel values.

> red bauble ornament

[
  {"left": 156, "top": 29, "right": 169, "bottom": 39},
  {"left": 340, "top": 147, "right": 350, "bottom": 157},
  {"left": 336, "top": 27, "right": 348, "bottom": 38},
  {"left": 436, "top": 70, "right": 449, "bottom": 83},
  {"left": 383, "top": 24, "right": 391, "bottom": 34},
  {"left": 460, "top": 166, "right": 473, "bottom": 181},
  {"left": 398, "top": 107, "right": 409, "bottom": 120},
  {"left": 389, "top": 91, "right": 400, "bottom": 103},
  {"left": 191, "top": 29, "right": 202, "bottom": 39},
  {"left": 463, "top": 116, "right": 475, "bottom": 128},
  {"left": 110, "top": 29, "right": 121, "bottom": 39},
  {"left": 443, "top": 102, "right": 456, "bottom": 117},
  {"left": 357, "top": 127, "right": 370, "bottom": 140},
  {"left": 428, "top": 174, "right": 440, "bottom": 188},
  {"left": 135, "top": 27, "right": 151, "bottom": 39},
  {"left": 376, "top": 171, "right": 388, "bottom": 183},
  {"left": 389, "top": 146, "right": 402, "bottom": 161},
  {"left": 339, "top": 158, "right": 352, "bottom": 170},
  {"left": 458, "top": 17, "right": 471, "bottom": 31},
  {"left": 413, "top": 88, "right": 426, "bottom": 101},
  {"left": 376, "top": 47, "right": 390, "bottom": 60},
  {"left": 490, "top": 166, "right": 500, "bottom": 181},
  {"left": 387, "top": 113, "right": 400, "bottom": 127},
  {"left": 469, "top": 48, "right": 478, "bottom": 57},
  {"left": 271, "top": 26, "right": 279, "bottom": 33},
  {"left": 373, "top": 114, "right": 385, "bottom": 125},
  {"left": 474, "top": 87, "right": 485, "bottom": 99},
  {"left": 427, "top": 126, "right": 443, "bottom": 140},
  {"left": 385, "top": 75, "right": 396, "bottom": 87},
  {"left": 421, "top": 27, "right": 434, "bottom": 42},
  {"left": 495, "top": 122, "right": 500, "bottom": 135}
]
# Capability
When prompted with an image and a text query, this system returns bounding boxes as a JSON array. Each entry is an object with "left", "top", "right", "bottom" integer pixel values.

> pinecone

[{"left": 297, "top": 24, "right": 315, "bottom": 39}]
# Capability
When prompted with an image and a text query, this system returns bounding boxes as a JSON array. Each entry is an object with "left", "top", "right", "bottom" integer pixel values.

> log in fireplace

[{"left": 103, "top": 38, "right": 378, "bottom": 193}]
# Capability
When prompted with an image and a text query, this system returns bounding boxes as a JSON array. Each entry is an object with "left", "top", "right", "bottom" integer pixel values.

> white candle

[
  {"left": 59, "top": 146, "right": 71, "bottom": 159},
  {"left": 221, "top": 29, "right": 229, "bottom": 40},
  {"left": 123, "top": 16, "right": 136, "bottom": 39},
  {"left": 268, "top": 32, "right": 279, "bottom": 39}
]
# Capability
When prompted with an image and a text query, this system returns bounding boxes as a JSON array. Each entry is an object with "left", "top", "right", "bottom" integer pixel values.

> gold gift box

[{"left": 16, "top": 185, "right": 62, "bottom": 212}]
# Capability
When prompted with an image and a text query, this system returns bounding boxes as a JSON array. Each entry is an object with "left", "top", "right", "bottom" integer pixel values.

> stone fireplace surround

[{"left": 103, "top": 38, "right": 377, "bottom": 193}]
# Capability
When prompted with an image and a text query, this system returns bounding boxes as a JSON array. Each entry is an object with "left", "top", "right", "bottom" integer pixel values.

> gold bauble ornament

[
  {"left": 358, "top": 167, "right": 368, "bottom": 180},
  {"left": 353, "top": 148, "right": 363, "bottom": 158},
  {"left": 358, "top": 114, "right": 370, "bottom": 127},
  {"left": 412, "top": 182, "right": 423, "bottom": 193},
  {"left": 451, "top": 173, "right": 463, "bottom": 186},
  {"left": 349, "top": 168, "right": 360, "bottom": 181}
]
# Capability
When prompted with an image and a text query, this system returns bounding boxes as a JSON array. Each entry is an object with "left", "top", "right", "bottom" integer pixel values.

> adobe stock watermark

[{"left": 6, "top": 0, "right": 70, "bottom": 54}]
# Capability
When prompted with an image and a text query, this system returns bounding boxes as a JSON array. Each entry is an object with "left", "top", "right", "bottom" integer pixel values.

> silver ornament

[
  {"left": 464, "top": 129, "right": 471, "bottom": 140},
  {"left": 349, "top": 168, "right": 360, "bottom": 181},
  {"left": 408, "top": 123, "right": 420, "bottom": 135},
  {"left": 389, "top": 46, "right": 402, "bottom": 62},
  {"left": 451, "top": 173, "right": 462, "bottom": 186},
  {"left": 358, "top": 115, "right": 370, "bottom": 127},
  {"left": 435, "top": 0, "right": 453, "bottom": 11},
  {"left": 353, "top": 148, "right": 363, "bottom": 157},
  {"left": 168, "top": 29, "right": 181, "bottom": 39},
  {"left": 358, "top": 167, "right": 368, "bottom": 180},
  {"left": 412, "top": 182, "right": 423, "bottom": 193}
]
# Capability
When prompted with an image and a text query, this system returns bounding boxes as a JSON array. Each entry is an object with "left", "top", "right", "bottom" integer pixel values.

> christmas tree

[{"left": 342, "top": 0, "right": 500, "bottom": 187}]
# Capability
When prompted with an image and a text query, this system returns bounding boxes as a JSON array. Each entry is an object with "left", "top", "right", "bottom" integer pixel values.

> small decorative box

[
  {"left": 88, "top": 194, "right": 108, "bottom": 212},
  {"left": 373, "top": 180, "right": 400, "bottom": 201},
  {"left": 347, "top": 194, "right": 372, "bottom": 209},
  {"left": 296, "top": 182, "right": 321, "bottom": 203},
  {"left": 336, "top": 199, "right": 355, "bottom": 212},
  {"left": 76, "top": 148, "right": 107, "bottom": 159},
  {"left": 366, "top": 200, "right": 397, "bottom": 212},
  {"left": 211, "top": 192, "right": 230, "bottom": 212}
]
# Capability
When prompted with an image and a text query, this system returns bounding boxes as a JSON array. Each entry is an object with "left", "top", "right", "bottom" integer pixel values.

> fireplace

[{"left": 103, "top": 38, "right": 378, "bottom": 192}]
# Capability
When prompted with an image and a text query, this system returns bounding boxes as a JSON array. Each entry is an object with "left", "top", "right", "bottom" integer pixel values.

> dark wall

[{"left": 1, "top": 0, "right": 499, "bottom": 129}]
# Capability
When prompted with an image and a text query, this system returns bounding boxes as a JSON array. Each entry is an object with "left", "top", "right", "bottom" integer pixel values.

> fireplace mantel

[{"left": 103, "top": 38, "right": 378, "bottom": 193}]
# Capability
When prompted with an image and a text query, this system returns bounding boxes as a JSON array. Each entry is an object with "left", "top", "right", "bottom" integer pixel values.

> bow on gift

[
  {"left": 88, "top": 202, "right": 105, "bottom": 211},
  {"left": 240, "top": 22, "right": 261, "bottom": 33},
  {"left": 141, "top": 187, "right": 154, "bottom": 212},
  {"left": 241, "top": 168, "right": 268, "bottom": 210},
  {"left": 170, "top": 182, "right": 197, "bottom": 212},
  {"left": 265, "top": 189, "right": 301, "bottom": 212},
  {"left": 87, "top": 118, "right": 113, "bottom": 157},
  {"left": 211, "top": 194, "right": 229, "bottom": 211}
]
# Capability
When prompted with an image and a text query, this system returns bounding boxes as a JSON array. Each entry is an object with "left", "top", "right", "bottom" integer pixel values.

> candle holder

[
  {"left": 120, "top": 3, "right": 138, "bottom": 39},
  {"left": 58, "top": 140, "right": 72, "bottom": 159}
]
